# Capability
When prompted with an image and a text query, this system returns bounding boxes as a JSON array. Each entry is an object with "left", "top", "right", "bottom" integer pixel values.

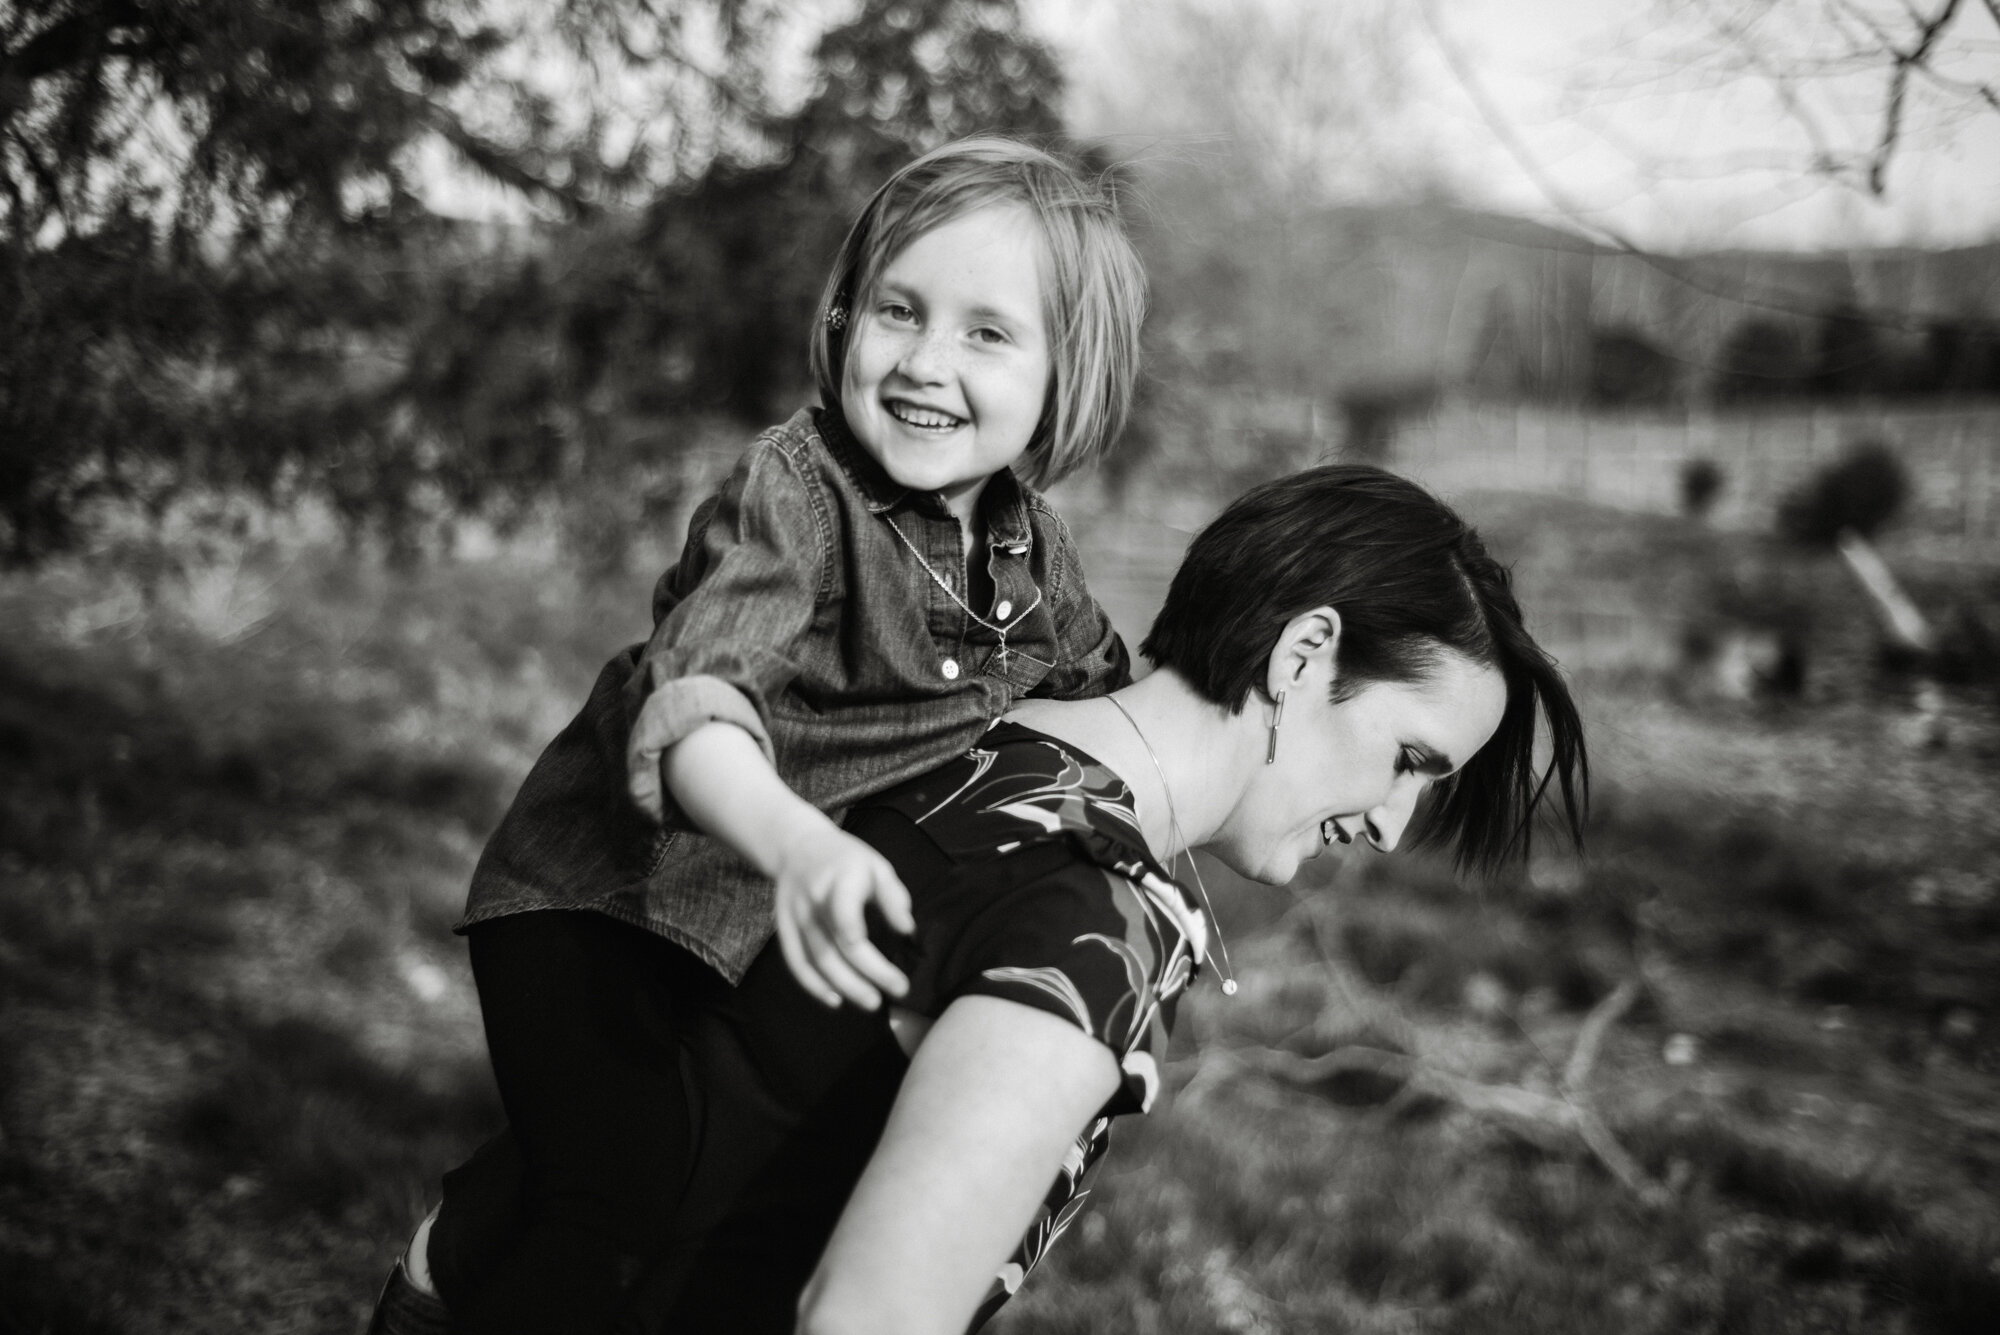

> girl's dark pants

[{"left": 433, "top": 909, "right": 909, "bottom": 1334}]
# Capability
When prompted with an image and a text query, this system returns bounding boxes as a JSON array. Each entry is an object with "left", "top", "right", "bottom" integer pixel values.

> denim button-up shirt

[{"left": 458, "top": 407, "right": 1132, "bottom": 982}]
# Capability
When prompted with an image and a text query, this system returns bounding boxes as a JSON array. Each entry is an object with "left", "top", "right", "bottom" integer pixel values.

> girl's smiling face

[{"left": 840, "top": 203, "right": 1053, "bottom": 526}]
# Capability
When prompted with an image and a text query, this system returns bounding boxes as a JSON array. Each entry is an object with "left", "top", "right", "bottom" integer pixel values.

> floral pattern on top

[
  {"left": 852, "top": 721, "right": 1214, "bottom": 1332},
  {"left": 859, "top": 721, "right": 1209, "bottom": 1116}
]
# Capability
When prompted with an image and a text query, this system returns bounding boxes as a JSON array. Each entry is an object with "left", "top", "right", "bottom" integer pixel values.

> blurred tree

[
  {"left": 382, "top": 0, "right": 1068, "bottom": 497},
  {"left": 6, "top": 1, "right": 486, "bottom": 250},
  {"left": 1777, "top": 440, "right": 1909, "bottom": 547},
  {"left": 0, "top": 0, "right": 1064, "bottom": 565},
  {"left": 639, "top": 0, "right": 1068, "bottom": 422},
  {"left": 1589, "top": 327, "right": 1681, "bottom": 407},
  {"left": 1679, "top": 457, "right": 1726, "bottom": 518},
  {"left": 1808, "top": 303, "right": 1885, "bottom": 398},
  {"left": 1715, "top": 317, "right": 1811, "bottom": 402},
  {"left": 1081, "top": 0, "right": 1419, "bottom": 211},
  {"left": 0, "top": 0, "right": 785, "bottom": 250},
  {"left": 1469, "top": 292, "right": 1532, "bottom": 399},
  {"left": 1776, "top": 440, "right": 1936, "bottom": 661},
  {"left": 0, "top": 0, "right": 783, "bottom": 563},
  {"left": 1063, "top": 0, "right": 1428, "bottom": 480},
  {"left": 1905, "top": 318, "right": 2000, "bottom": 395}
]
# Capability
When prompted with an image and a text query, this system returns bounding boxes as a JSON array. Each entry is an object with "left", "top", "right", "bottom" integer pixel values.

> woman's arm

[{"left": 794, "top": 995, "right": 1121, "bottom": 1335}]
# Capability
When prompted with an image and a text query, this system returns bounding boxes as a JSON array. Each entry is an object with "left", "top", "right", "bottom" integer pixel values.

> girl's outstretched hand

[
  {"left": 656, "top": 718, "right": 914, "bottom": 1008},
  {"left": 770, "top": 823, "right": 916, "bottom": 1011}
]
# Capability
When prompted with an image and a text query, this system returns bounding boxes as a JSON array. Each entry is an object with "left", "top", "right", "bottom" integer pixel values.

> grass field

[{"left": 2, "top": 489, "right": 1996, "bottom": 1333}]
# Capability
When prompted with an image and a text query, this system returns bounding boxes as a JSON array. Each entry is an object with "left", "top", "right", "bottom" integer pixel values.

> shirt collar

[
  {"left": 978, "top": 467, "right": 1034, "bottom": 555},
  {"left": 815, "top": 405, "right": 908, "bottom": 515},
  {"left": 816, "top": 405, "right": 1036, "bottom": 555}
]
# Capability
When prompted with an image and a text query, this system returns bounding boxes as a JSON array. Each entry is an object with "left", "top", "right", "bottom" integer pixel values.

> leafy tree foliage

[
  {"left": 653, "top": 0, "right": 1066, "bottom": 419},
  {"left": 1, "top": 0, "right": 510, "bottom": 249},
  {"left": 0, "top": 0, "right": 1064, "bottom": 565}
]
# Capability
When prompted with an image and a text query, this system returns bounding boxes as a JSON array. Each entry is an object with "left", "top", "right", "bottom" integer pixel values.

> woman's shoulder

[{"left": 861, "top": 723, "right": 1155, "bottom": 870}]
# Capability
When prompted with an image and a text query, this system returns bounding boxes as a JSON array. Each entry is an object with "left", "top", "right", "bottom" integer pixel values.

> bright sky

[
  {"left": 416, "top": 0, "right": 1999, "bottom": 252},
  {"left": 1032, "top": 0, "right": 2000, "bottom": 252}
]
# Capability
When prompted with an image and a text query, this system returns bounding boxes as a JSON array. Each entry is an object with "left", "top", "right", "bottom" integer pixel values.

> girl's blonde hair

[{"left": 808, "top": 137, "right": 1147, "bottom": 489}]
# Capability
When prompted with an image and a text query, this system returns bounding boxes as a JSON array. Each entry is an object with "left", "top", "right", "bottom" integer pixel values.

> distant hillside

[{"left": 1135, "top": 193, "right": 2000, "bottom": 411}]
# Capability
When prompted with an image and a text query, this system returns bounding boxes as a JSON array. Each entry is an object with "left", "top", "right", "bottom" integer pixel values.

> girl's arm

[
  {"left": 622, "top": 442, "right": 823, "bottom": 828},
  {"left": 622, "top": 434, "right": 913, "bottom": 1009},
  {"left": 794, "top": 995, "right": 1121, "bottom": 1335},
  {"left": 662, "top": 721, "right": 913, "bottom": 1010}
]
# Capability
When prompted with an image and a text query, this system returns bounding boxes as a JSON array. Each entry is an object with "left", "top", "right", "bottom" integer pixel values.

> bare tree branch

[
  {"left": 1690, "top": 0, "right": 1849, "bottom": 177},
  {"left": 1868, "top": 0, "right": 1964, "bottom": 193},
  {"left": 1418, "top": 0, "right": 1986, "bottom": 330},
  {"left": 7, "top": 124, "right": 66, "bottom": 231},
  {"left": 420, "top": 103, "right": 586, "bottom": 214},
  {"left": 1234, "top": 1042, "right": 1673, "bottom": 1206},
  {"left": 1563, "top": 975, "right": 1645, "bottom": 1095}
]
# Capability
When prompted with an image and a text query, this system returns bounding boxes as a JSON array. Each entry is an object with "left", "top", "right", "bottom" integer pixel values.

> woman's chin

[
  {"left": 1204, "top": 836, "right": 1306, "bottom": 887},
  {"left": 1242, "top": 852, "right": 1300, "bottom": 888}
]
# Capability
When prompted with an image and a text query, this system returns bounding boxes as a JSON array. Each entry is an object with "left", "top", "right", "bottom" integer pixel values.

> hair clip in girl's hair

[{"left": 823, "top": 305, "right": 848, "bottom": 332}]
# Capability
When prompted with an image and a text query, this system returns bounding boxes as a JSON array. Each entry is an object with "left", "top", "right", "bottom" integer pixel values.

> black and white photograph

[{"left": 3, "top": 1, "right": 1998, "bottom": 1331}]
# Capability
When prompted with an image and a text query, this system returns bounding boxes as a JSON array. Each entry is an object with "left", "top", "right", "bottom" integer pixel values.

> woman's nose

[{"left": 1364, "top": 787, "right": 1419, "bottom": 852}]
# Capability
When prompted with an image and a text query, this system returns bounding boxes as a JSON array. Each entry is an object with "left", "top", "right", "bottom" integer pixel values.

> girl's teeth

[{"left": 890, "top": 403, "right": 959, "bottom": 429}]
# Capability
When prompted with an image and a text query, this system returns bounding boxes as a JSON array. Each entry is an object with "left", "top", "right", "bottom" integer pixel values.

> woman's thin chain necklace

[
  {"left": 1106, "top": 695, "right": 1239, "bottom": 997},
  {"left": 884, "top": 515, "right": 1048, "bottom": 671}
]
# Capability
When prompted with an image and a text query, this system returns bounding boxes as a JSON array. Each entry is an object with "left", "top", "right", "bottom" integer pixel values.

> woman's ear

[{"left": 1265, "top": 606, "right": 1343, "bottom": 702}]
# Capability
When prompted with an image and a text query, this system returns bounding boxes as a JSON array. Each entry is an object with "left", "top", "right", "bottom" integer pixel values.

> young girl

[{"left": 368, "top": 136, "right": 1148, "bottom": 1335}]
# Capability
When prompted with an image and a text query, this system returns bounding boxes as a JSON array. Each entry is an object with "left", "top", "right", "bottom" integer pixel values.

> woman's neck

[{"left": 1006, "top": 669, "right": 1251, "bottom": 861}]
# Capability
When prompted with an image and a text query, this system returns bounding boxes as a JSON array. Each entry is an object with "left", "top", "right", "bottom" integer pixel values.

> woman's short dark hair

[{"left": 1140, "top": 464, "right": 1587, "bottom": 875}]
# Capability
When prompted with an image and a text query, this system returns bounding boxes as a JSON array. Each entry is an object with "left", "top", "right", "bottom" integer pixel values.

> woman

[{"left": 388, "top": 464, "right": 1586, "bottom": 1335}]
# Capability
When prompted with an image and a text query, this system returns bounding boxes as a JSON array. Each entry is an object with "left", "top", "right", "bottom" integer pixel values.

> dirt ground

[{"left": 2, "top": 488, "right": 1996, "bottom": 1333}]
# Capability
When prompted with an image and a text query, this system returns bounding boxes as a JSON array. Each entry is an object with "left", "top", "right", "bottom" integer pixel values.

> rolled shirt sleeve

[{"left": 621, "top": 441, "right": 830, "bottom": 824}]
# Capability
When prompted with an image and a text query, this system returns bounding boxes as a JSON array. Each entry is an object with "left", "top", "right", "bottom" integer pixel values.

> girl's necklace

[
  {"left": 884, "top": 515, "right": 1048, "bottom": 671},
  {"left": 1106, "top": 695, "right": 1239, "bottom": 997}
]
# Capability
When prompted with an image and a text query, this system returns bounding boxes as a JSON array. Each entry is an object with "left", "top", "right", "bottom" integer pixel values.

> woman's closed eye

[{"left": 1396, "top": 745, "right": 1457, "bottom": 782}]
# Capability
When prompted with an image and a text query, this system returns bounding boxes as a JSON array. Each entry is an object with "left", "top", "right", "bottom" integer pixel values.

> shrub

[
  {"left": 1680, "top": 458, "right": 1725, "bottom": 518},
  {"left": 1777, "top": 441, "right": 1910, "bottom": 547}
]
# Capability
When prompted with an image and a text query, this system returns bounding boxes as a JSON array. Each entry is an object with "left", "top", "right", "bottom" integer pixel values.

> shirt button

[
  {"left": 994, "top": 600, "right": 1013, "bottom": 620},
  {"left": 941, "top": 658, "right": 961, "bottom": 680}
]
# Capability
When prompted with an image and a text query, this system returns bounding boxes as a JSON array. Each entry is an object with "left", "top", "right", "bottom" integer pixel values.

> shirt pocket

[{"left": 981, "top": 603, "right": 1058, "bottom": 695}]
